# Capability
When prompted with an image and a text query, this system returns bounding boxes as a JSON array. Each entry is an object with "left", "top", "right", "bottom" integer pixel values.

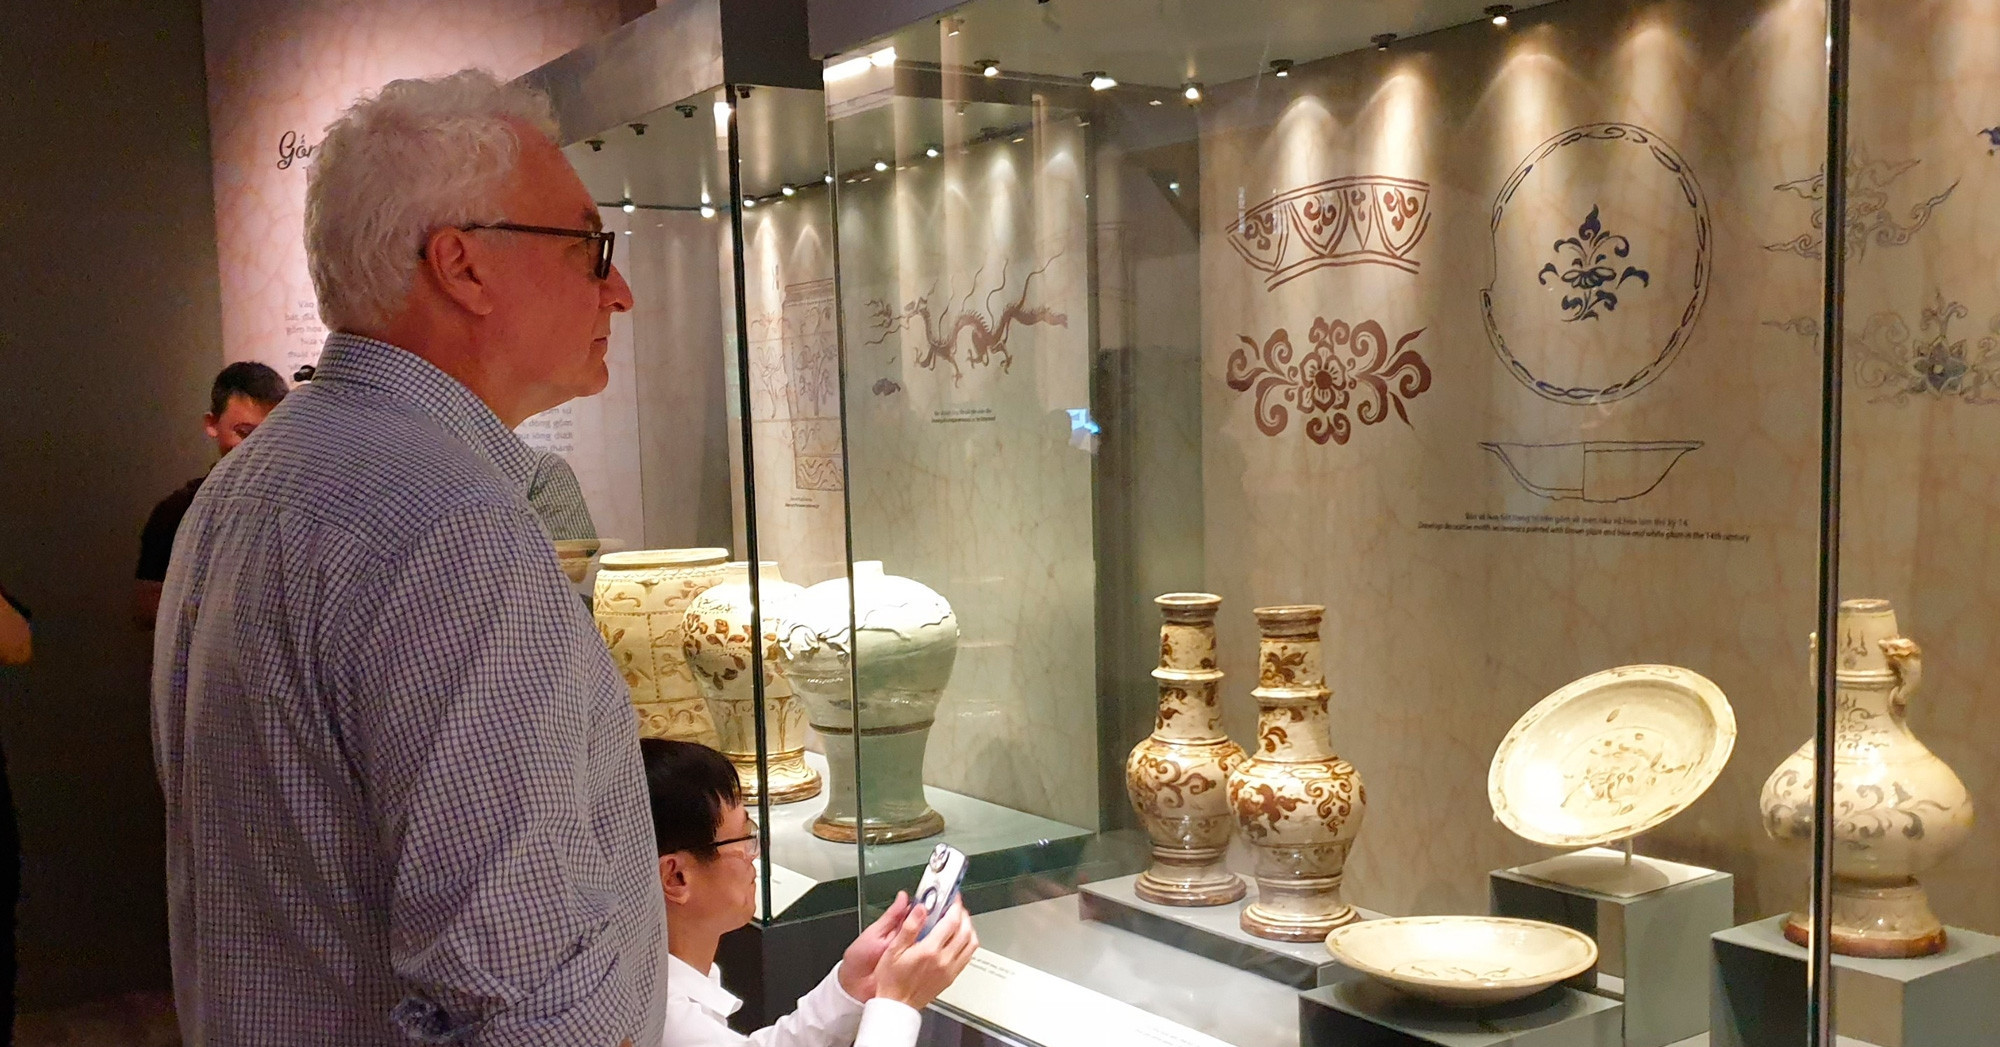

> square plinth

[
  {"left": 1491, "top": 851, "right": 1733, "bottom": 1047},
  {"left": 1300, "top": 976, "right": 1623, "bottom": 1047},
  {"left": 1711, "top": 915, "right": 2000, "bottom": 1047},
  {"left": 1078, "top": 874, "right": 1373, "bottom": 988}
]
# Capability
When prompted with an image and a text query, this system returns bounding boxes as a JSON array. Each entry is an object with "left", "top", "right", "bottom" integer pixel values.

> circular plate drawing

[
  {"left": 1324, "top": 916, "right": 1599, "bottom": 1008},
  {"left": 1489, "top": 664, "right": 1736, "bottom": 848},
  {"left": 1481, "top": 123, "right": 1711, "bottom": 405}
]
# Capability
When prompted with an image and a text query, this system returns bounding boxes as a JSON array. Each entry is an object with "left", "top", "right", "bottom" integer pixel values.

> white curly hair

[{"left": 304, "top": 69, "right": 561, "bottom": 333}]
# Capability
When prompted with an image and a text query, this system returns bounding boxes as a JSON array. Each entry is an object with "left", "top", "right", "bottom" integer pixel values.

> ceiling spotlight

[
  {"left": 1486, "top": 4, "right": 1513, "bottom": 25},
  {"left": 699, "top": 204, "right": 716, "bottom": 219},
  {"left": 824, "top": 173, "right": 834, "bottom": 184},
  {"left": 629, "top": 122, "right": 647, "bottom": 135},
  {"left": 940, "top": 16, "right": 962, "bottom": 37},
  {"left": 781, "top": 184, "right": 797, "bottom": 197},
  {"left": 1011, "top": 136, "right": 1025, "bottom": 144},
  {"left": 676, "top": 105, "right": 696, "bottom": 118},
  {"left": 978, "top": 59, "right": 1000, "bottom": 78},
  {"left": 586, "top": 138, "right": 604, "bottom": 152},
  {"left": 742, "top": 197, "right": 755, "bottom": 208},
  {"left": 1087, "top": 71, "right": 1117, "bottom": 91},
  {"left": 925, "top": 145, "right": 941, "bottom": 158},
  {"left": 1168, "top": 180, "right": 1182, "bottom": 193},
  {"left": 1182, "top": 80, "right": 1203, "bottom": 104},
  {"left": 1148, "top": 98, "right": 1163, "bottom": 106},
  {"left": 1373, "top": 32, "right": 1397, "bottom": 50},
  {"left": 1269, "top": 59, "right": 1292, "bottom": 78},
  {"left": 873, "top": 158, "right": 889, "bottom": 172},
  {"left": 622, "top": 229, "right": 633, "bottom": 235},
  {"left": 620, "top": 198, "right": 635, "bottom": 213}
]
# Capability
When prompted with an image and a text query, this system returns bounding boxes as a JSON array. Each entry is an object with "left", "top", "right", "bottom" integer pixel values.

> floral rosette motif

[
  {"left": 682, "top": 563, "right": 820, "bottom": 805},
  {"left": 1226, "top": 318, "right": 1431, "bottom": 446}
]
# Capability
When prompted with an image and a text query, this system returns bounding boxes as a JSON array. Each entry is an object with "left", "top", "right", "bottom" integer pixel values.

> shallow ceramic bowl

[
  {"left": 1325, "top": 916, "right": 1598, "bottom": 1007},
  {"left": 1489, "top": 664, "right": 1735, "bottom": 848}
]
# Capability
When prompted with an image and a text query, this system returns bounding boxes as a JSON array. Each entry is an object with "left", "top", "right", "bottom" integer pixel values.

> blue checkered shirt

[{"left": 151, "top": 333, "right": 664, "bottom": 1046}]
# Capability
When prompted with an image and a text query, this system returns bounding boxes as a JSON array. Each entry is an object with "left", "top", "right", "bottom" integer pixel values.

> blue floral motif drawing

[
  {"left": 1852, "top": 292, "right": 2000, "bottom": 405},
  {"left": 1538, "top": 205, "right": 1650, "bottom": 322}
]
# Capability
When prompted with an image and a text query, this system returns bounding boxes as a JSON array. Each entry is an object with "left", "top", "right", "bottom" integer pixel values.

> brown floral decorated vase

[
  {"left": 682, "top": 562, "right": 822, "bottom": 805},
  {"left": 1126, "top": 593, "right": 1248, "bottom": 906},
  {"left": 593, "top": 548, "right": 730, "bottom": 743},
  {"left": 1226, "top": 604, "right": 1366, "bottom": 941}
]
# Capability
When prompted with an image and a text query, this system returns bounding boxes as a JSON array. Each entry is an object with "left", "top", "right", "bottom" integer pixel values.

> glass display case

[{"left": 800, "top": 0, "right": 1998, "bottom": 1045}]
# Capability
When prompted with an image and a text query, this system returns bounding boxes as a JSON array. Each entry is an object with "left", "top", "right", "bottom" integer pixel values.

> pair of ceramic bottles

[{"left": 1124, "top": 594, "right": 1365, "bottom": 942}]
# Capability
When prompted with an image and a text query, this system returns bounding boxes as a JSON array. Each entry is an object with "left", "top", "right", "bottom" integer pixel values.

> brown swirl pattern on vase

[
  {"left": 1126, "top": 594, "right": 1248, "bottom": 906},
  {"left": 1227, "top": 604, "right": 1368, "bottom": 941},
  {"left": 682, "top": 565, "right": 822, "bottom": 806}
]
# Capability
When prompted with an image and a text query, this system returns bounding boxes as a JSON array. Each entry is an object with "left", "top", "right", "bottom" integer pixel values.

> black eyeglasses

[
  {"left": 711, "top": 830, "right": 761, "bottom": 860},
  {"left": 420, "top": 222, "right": 617, "bottom": 279}
]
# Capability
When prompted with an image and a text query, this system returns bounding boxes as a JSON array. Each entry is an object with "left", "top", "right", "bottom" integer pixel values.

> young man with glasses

[{"left": 643, "top": 740, "right": 977, "bottom": 1047}]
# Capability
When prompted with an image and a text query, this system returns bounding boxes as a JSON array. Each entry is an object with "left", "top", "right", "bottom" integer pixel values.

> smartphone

[{"left": 911, "top": 843, "right": 968, "bottom": 940}]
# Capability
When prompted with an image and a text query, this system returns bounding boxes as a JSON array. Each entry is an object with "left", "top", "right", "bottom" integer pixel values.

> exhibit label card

[{"left": 937, "top": 949, "right": 1234, "bottom": 1047}]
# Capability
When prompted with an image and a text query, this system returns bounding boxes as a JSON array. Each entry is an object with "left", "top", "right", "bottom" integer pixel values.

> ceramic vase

[
  {"left": 592, "top": 548, "right": 729, "bottom": 743},
  {"left": 682, "top": 562, "right": 821, "bottom": 805},
  {"left": 1760, "top": 598, "right": 1974, "bottom": 957},
  {"left": 1226, "top": 604, "right": 1366, "bottom": 941},
  {"left": 775, "top": 561, "right": 955, "bottom": 843},
  {"left": 1126, "top": 593, "right": 1248, "bottom": 906}
]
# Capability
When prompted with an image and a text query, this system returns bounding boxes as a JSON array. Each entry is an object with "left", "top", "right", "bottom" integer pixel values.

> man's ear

[
  {"left": 658, "top": 853, "right": 694, "bottom": 906},
  {"left": 202, "top": 413, "right": 220, "bottom": 440},
  {"left": 421, "top": 227, "right": 497, "bottom": 317}
]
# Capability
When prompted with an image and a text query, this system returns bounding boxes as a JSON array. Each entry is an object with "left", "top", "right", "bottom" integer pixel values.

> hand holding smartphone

[{"left": 911, "top": 843, "right": 967, "bottom": 940}]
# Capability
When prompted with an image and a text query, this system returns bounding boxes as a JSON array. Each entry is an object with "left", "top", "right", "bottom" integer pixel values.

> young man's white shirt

[{"left": 661, "top": 953, "right": 922, "bottom": 1047}]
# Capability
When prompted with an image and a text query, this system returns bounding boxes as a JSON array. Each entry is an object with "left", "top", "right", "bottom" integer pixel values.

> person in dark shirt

[{"left": 132, "top": 362, "right": 290, "bottom": 627}]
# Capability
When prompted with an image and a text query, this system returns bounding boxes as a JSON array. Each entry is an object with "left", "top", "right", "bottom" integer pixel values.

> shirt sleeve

[
  {"left": 526, "top": 452, "right": 597, "bottom": 541},
  {"left": 334, "top": 498, "right": 651, "bottom": 1047}
]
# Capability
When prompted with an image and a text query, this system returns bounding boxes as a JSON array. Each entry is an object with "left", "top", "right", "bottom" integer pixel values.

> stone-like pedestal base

[
  {"left": 1711, "top": 915, "right": 2000, "bottom": 1047},
  {"left": 1300, "top": 976, "right": 1623, "bottom": 1047},
  {"left": 1491, "top": 849, "right": 1732, "bottom": 1047}
]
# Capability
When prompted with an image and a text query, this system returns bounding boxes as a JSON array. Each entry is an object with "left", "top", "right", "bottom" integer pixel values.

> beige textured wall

[
  {"left": 200, "top": 0, "right": 628, "bottom": 373},
  {"left": 1195, "top": 0, "right": 1833, "bottom": 923}
]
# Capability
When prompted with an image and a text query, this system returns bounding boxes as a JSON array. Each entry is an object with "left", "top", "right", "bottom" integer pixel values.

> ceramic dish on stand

[
  {"left": 1488, "top": 664, "right": 1736, "bottom": 849},
  {"left": 1324, "top": 915, "right": 1599, "bottom": 1007}
]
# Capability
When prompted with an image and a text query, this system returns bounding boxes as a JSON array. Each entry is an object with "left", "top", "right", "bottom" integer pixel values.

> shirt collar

[
  {"left": 309, "top": 332, "right": 539, "bottom": 496},
  {"left": 665, "top": 953, "right": 742, "bottom": 1018}
]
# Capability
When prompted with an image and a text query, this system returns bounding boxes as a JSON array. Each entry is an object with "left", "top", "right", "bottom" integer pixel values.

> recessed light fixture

[
  {"left": 699, "top": 204, "right": 716, "bottom": 218},
  {"left": 1269, "top": 59, "right": 1292, "bottom": 78},
  {"left": 1086, "top": 71, "right": 1117, "bottom": 91},
  {"left": 1011, "top": 136, "right": 1025, "bottom": 144},
  {"left": 925, "top": 145, "right": 941, "bottom": 158},
  {"left": 1148, "top": 98, "right": 1163, "bottom": 106},
  {"left": 1168, "top": 180, "right": 1182, "bottom": 193},
  {"left": 742, "top": 197, "right": 756, "bottom": 208},
  {"left": 873, "top": 158, "right": 889, "bottom": 172},
  {"left": 1182, "top": 80, "right": 1203, "bottom": 104},
  {"left": 824, "top": 173, "right": 835, "bottom": 184},
  {"left": 1373, "top": 32, "right": 1397, "bottom": 50},
  {"left": 622, "top": 229, "right": 633, "bottom": 235},
  {"left": 620, "top": 198, "right": 635, "bottom": 213},
  {"left": 781, "top": 184, "right": 796, "bottom": 197},
  {"left": 1486, "top": 4, "right": 1513, "bottom": 25},
  {"left": 978, "top": 59, "right": 1000, "bottom": 78}
]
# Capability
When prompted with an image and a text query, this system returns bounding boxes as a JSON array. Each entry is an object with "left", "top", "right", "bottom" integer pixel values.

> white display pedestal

[
  {"left": 1078, "top": 873, "right": 1373, "bottom": 988},
  {"left": 1299, "top": 976, "right": 1623, "bottom": 1047},
  {"left": 1711, "top": 915, "right": 2000, "bottom": 1047},
  {"left": 1490, "top": 849, "right": 1733, "bottom": 1047}
]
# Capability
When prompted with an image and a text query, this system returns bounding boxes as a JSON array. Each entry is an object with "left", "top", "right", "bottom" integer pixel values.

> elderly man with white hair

[{"left": 151, "top": 70, "right": 659, "bottom": 1046}]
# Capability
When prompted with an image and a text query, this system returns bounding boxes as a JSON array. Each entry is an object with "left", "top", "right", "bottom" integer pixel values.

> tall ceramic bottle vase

[
  {"left": 1760, "top": 598, "right": 1973, "bottom": 957},
  {"left": 776, "top": 561, "right": 956, "bottom": 843},
  {"left": 593, "top": 548, "right": 730, "bottom": 743},
  {"left": 1227, "top": 604, "right": 1366, "bottom": 941},
  {"left": 1126, "top": 593, "right": 1248, "bottom": 905},
  {"left": 683, "top": 562, "right": 821, "bottom": 804}
]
